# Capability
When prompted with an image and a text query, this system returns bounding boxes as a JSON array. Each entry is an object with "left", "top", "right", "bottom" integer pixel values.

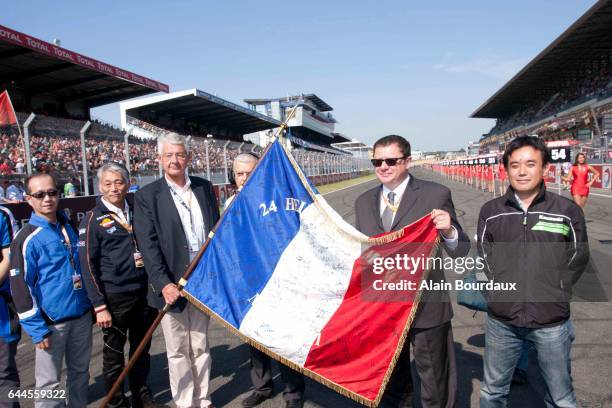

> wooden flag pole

[{"left": 100, "top": 105, "right": 300, "bottom": 408}]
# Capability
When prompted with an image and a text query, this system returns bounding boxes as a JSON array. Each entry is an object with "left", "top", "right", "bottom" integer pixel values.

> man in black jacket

[
  {"left": 79, "top": 162, "right": 165, "bottom": 408},
  {"left": 134, "top": 133, "right": 220, "bottom": 408},
  {"left": 478, "top": 136, "right": 589, "bottom": 408},
  {"left": 355, "top": 135, "right": 470, "bottom": 408}
]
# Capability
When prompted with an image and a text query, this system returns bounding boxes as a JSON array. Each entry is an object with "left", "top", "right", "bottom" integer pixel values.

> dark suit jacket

[
  {"left": 134, "top": 176, "right": 220, "bottom": 311},
  {"left": 355, "top": 175, "right": 470, "bottom": 328}
]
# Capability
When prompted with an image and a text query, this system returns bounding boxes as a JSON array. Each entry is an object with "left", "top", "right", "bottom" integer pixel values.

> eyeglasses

[
  {"left": 162, "top": 153, "right": 188, "bottom": 160},
  {"left": 29, "top": 189, "right": 59, "bottom": 199},
  {"left": 371, "top": 157, "right": 406, "bottom": 167}
]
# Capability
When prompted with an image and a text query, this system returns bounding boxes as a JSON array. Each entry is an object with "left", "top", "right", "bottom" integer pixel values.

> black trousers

[
  {"left": 0, "top": 338, "right": 19, "bottom": 408},
  {"left": 249, "top": 346, "right": 305, "bottom": 401},
  {"left": 381, "top": 322, "right": 457, "bottom": 408},
  {"left": 103, "top": 290, "right": 157, "bottom": 408}
]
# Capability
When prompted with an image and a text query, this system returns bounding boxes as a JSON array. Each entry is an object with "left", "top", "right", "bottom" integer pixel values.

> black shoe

[
  {"left": 285, "top": 400, "right": 304, "bottom": 408},
  {"left": 135, "top": 393, "right": 171, "bottom": 408},
  {"left": 512, "top": 368, "right": 528, "bottom": 385},
  {"left": 242, "top": 392, "right": 271, "bottom": 407},
  {"left": 107, "top": 396, "right": 130, "bottom": 408}
]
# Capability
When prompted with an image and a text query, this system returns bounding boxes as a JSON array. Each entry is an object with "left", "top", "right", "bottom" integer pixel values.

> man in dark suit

[
  {"left": 355, "top": 135, "right": 470, "bottom": 408},
  {"left": 134, "top": 133, "right": 220, "bottom": 408}
]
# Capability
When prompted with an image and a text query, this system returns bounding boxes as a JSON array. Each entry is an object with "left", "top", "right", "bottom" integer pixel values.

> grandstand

[
  {"left": 244, "top": 94, "right": 346, "bottom": 153},
  {"left": 331, "top": 139, "right": 372, "bottom": 159},
  {"left": 122, "top": 90, "right": 371, "bottom": 185},
  {"left": 0, "top": 24, "right": 170, "bottom": 195},
  {"left": 472, "top": 0, "right": 612, "bottom": 161},
  {"left": 1, "top": 24, "right": 371, "bottom": 205}
]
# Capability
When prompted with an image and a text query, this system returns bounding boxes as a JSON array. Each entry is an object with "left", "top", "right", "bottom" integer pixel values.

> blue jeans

[
  {"left": 516, "top": 341, "right": 531, "bottom": 372},
  {"left": 480, "top": 315, "right": 576, "bottom": 408}
]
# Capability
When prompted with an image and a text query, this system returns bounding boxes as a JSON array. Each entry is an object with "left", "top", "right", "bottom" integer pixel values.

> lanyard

[
  {"left": 59, "top": 225, "right": 78, "bottom": 274},
  {"left": 168, "top": 184, "right": 193, "bottom": 217},
  {"left": 167, "top": 183, "right": 200, "bottom": 247},
  {"left": 108, "top": 212, "right": 140, "bottom": 252}
]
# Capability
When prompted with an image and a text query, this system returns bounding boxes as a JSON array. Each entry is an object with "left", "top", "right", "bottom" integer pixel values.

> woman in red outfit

[
  {"left": 563, "top": 153, "right": 600, "bottom": 209},
  {"left": 497, "top": 163, "right": 507, "bottom": 196}
]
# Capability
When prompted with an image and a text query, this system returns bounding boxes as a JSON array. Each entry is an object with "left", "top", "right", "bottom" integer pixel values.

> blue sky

[{"left": 2, "top": 0, "right": 596, "bottom": 151}]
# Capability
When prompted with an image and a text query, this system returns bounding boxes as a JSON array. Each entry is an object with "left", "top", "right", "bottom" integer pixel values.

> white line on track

[{"left": 321, "top": 177, "right": 376, "bottom": 196}]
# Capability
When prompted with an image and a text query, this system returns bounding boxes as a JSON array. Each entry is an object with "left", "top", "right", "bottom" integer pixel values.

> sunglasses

[
  {"left": 29, "top": 189, "right": 59, "bottom": 199},
  {"left": 371, "top": 157, "right": 406, "bottom": 167}
]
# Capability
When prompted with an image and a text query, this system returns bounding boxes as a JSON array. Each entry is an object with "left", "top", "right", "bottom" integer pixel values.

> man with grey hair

[
  {"left": 79, "top": 162, "right": 166, "bottom": 408},
  {"left": 135, "top": 133, "right": 220, "bottom": 408},
  {"left": 224, "top": 153, "right": 258, "bottom": 208}
]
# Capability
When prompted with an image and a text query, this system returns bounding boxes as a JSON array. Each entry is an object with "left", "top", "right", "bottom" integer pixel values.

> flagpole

[
  {"left": 2, "top": 91, "right": 28, "bottom": 175},
  {"left": 100, "top": 102, "right": 301, "bottom": 408},
  {"left": 4, "top": 91, "right": 24, "bottom": 150},
  {"left": 274, "top": 102, "right": 299, "bottom": 143}
]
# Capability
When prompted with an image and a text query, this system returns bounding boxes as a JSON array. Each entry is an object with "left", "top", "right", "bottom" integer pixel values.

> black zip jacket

[
  {"left": 477, "top": 183, "right": 589, "bottom": 328},
  {"left": 78, "top": 197, "right": 147, "bottom": 308}
]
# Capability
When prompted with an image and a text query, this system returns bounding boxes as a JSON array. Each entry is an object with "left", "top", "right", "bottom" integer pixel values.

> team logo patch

[
  {"left": 10, "top": 268, "right": 20, "bottom": 277},
  {"left": 79, "top": 228, "right": 86, "bottom": 235},
  {"left": 99, "top": 218, "right": 114, "bottom": 228},
  {"left": 106, "top": 226, "right": 117, "bottom": 234},
  {"left": 531, "top": 221, "right": 570, "bottom": 236}
]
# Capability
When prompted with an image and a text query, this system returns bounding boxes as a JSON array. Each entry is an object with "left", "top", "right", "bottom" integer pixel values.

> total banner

[{"left": 183, "top": 139, "right": 440, "bottom": 406}]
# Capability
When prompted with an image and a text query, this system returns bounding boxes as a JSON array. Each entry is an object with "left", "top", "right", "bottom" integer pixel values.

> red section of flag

[
  {"left": 304, "top": 214, "right": 439, "bottom": 402},
  {"left": 0, "top": 91, "right": 18, "bottom": 126}
]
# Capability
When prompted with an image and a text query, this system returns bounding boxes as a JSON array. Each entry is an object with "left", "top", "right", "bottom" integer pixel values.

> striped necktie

[{"left": 381, "top": 191, "right": 396, "bottom": 232}]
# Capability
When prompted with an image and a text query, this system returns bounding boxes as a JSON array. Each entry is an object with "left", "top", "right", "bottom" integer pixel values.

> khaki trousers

[{"left": 160, "top": 303, "right": 212, "bottom": 408}]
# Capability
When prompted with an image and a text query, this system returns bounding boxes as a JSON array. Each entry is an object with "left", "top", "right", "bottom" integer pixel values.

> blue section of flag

[{"left": 184, "top": 140, "right": 314, "bottom": 328}]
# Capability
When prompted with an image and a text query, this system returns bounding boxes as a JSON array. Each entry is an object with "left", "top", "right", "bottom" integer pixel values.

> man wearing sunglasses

[
  {"left": 355, "top": 135, "right": 470, "bottom": 408},
  {"left": 9, "top": 173, "right": 92, "bottom": 407}
]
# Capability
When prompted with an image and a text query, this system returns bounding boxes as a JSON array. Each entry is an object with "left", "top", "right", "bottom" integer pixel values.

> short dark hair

[
  {"left": 25, "top": 173, "right": 57, "bottom": 194},
  {"left": 373, "top": 135, "right": 411, "bottom": 157},
  {"left": 502, "top": 136, "right": 550, "bottom": 168}
]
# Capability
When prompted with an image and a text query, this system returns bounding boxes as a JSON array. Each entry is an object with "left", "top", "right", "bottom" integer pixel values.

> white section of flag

[{"left": 239, "top": 197, "right": 366, "bottom": 365}]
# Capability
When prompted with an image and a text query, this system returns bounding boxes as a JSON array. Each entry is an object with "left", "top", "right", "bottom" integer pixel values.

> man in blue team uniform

[{"left": 10, "top": 173, "right": 92, "bottom": 408}]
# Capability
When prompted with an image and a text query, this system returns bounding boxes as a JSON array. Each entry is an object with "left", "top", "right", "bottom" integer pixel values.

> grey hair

[
  {"left": 233, "top": 153, "right": 259, "bottom": 170},
  {"left": 157, "top": 132, "right": 191, "bottom": 155},
  {"left": 97, "top": 162, "right": 129, "bottom": 183}
]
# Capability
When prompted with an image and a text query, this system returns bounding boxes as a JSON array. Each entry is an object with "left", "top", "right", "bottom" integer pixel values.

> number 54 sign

[{"left": 549, "top": 147, "right": 571, "bottom": 163}]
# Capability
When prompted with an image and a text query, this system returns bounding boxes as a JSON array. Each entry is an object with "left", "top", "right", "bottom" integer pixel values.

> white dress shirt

[
  {"left": 379, "top": 174, "right": 458, "bottom": 249},
  {"left": 165, "top": 176, "right": 206, "bottom": 260},
  {"left": 101, "top": 197, "right": 130, "bottom": 224}
]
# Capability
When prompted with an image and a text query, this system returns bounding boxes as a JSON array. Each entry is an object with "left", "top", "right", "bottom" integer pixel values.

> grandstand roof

[
  {"left": 331, "top": 132, "right": 351, "bottom": 143},
  {"left": 120, "top": 89, "right": 281, "bottom": 136},
  {"left": 471, "top": 0, "right": 612, "bottom": 119},
  {"left": 244, "top": 94, "right": 334, "bottom": 112},
  {"left": 0, "top": 25, "right": 168, "bottom": 107}
]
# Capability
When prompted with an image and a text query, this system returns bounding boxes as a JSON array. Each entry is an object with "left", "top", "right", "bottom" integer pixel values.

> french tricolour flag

[{"left": 183, "top": 140, "right": 438, "bottom": 406}]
